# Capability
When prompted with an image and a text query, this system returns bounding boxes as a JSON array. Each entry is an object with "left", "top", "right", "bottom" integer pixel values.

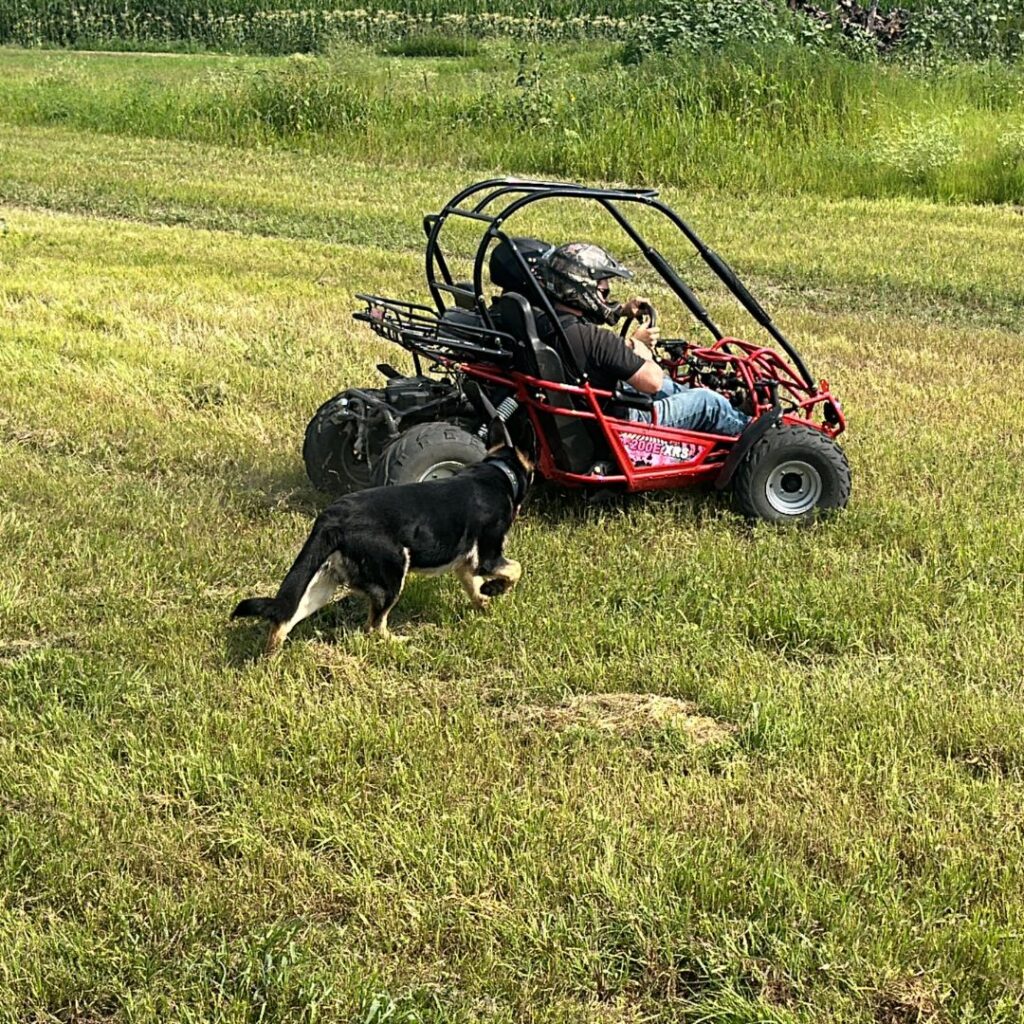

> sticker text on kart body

[{"left": 620, "top": 432, "right": 700, "bottom": 468}]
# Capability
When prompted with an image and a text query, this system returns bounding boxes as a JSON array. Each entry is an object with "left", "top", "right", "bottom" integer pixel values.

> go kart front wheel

[
  {"left": 373, "top": 422, "right": 485, "bottom": 487},
  {"left": 732, "top": 424, "right": 850, "bottom": 524}
]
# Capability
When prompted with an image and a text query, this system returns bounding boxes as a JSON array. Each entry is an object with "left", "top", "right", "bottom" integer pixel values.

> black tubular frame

[{"left": 422, "top": 178, "right": 816, "bottom": 391}]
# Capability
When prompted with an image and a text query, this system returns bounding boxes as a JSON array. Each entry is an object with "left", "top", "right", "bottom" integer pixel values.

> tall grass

[{"left": 2, "top": 44, "right": 1023, "bottom": 204}]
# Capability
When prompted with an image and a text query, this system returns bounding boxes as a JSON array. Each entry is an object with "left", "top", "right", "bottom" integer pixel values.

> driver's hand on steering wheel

[
  {"left": 619, "top": 296, "right": 652, "bottom": 320},
  {"left": 629, "top": 338, "right": 656, "bottom": 362},
  {"left": 629, "top": 325, "right": 660, "bottom": 356}
]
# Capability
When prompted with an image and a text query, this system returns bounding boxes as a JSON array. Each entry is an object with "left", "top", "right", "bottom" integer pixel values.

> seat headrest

[{"left": 489, "top": 237, "right": 551, "bottom": 294}]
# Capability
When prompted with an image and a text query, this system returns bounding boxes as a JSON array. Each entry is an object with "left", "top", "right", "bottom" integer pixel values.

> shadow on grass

[
  {"left": 223, "top": 592, "right": 371, "bottom": 667},
  {"left": 222, "top": 585, "right": 456, "bottom": 665},
  {"left": 522, "top": 478, "right": 742, "bottom": 527},
  {"left": 227, "top": 464, "right": 325, "bottom": 517},
  {"left": 223, "top": 617, "right": 271, "bottom": 667}
]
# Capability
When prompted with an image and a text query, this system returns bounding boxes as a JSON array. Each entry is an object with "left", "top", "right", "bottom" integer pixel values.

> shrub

[
  {"left": 870, "top": 113, "right": 962, "bottom": 180},
  {"left": 899, "top": 0, "right": 1024, "bottom": 64},
  {"left": 622, "top": 0, "right": 828, "bottom": 63}
]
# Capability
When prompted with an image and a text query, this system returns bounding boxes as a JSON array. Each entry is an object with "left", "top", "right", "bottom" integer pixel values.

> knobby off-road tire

[
  {"left": 303, "top": 392, "right": 383, "bottom": 495},
  {"left": 732, "top": 423, "right": 851, "bottom": 524},
  {"left": 373, "top": 422, "right": 486, "bottom": 486}
]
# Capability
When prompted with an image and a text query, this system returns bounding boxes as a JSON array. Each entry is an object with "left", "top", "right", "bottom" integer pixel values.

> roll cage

[{"left": 421, "top": 177, "right": 817, "bottom": 393}]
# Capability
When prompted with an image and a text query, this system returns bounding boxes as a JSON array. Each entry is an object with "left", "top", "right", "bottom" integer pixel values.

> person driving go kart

[{"left": 537, "top": 243, "right": 751, "bottom": 435}]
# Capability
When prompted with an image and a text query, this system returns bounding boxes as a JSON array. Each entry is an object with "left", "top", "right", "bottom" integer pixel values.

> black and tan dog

[{"left": 232, "top": 446, "right": 532, "bottom": 655}]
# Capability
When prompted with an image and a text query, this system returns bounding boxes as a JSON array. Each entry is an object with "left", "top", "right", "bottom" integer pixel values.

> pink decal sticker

[{"left": 621, "top": 432, "right": 699, "bottom": 468}]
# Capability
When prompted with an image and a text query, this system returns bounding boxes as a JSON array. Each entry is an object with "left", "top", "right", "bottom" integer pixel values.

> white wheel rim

[
  {"left": 421, "top": 460, "right": 466, "bottom": 481},
  {"left": 766, "top": 460, "right": 822, "bottom": 516}
]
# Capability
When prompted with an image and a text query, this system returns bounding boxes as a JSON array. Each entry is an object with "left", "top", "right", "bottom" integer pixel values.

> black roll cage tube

[{"left": 422, "top": 177, "right": 816, "bottom": 392}]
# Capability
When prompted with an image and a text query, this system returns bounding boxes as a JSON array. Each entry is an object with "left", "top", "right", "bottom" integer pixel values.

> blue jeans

[{"left": 626, "top": 377, "right": 750, "bottom": 436}]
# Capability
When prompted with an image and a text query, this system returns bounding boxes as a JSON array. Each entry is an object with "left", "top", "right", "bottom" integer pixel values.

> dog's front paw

[{"left": 480, "top": 577, "right": 511, "bottom": 598}]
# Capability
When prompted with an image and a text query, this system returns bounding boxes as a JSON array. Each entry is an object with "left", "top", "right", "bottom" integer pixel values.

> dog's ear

[
  {"left": 484, "top": 418, "right": 513, "bottom": 452},
  {"left": 506, "top": 415, "right": 537, "bottom": 461},
  {"left": 514, "top": 446, "right": 535, "bottom": 474}
]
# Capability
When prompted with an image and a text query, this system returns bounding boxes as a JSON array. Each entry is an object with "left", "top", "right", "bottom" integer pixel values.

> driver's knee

[
  {"left": 663, "top": 389, "right": 749, "bottom": 434},
  {"left": 704, "top": 391, "right": 750, "bottom": 434},
  {"left": 653, "top": 376, "right": 686, "bottom": 400}
]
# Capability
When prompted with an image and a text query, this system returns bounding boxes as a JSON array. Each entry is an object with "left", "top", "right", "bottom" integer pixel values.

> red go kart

[{"left": 303, "top": 178, "right": 850, "bottom": 523}]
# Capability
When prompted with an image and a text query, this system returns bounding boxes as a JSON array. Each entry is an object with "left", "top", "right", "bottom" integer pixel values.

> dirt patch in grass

[
  {"left": 515, "top": 692, "right": 736, "bottom": 745},
  {"left": 0, "top": 638, "right": 76, "bottom": 664},
  {"left": 0, "top": 640, "right": 43, "bottom": 665},
  {"left": 947, "top": 745, "right": 1021, "bottom": 781},
  {"left": 874, "top": 976, "right": 946, "bottom": 1024}
]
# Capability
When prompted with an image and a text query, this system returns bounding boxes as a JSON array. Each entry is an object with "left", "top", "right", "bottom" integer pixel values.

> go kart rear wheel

[
  {"left": 373, "top": 422, "right": 485, "bottom": 487},
  {"left": 732, "top": 424, "right": 850, "bottom": 524},
  {"left": 303, "top": 391, "right": 383, "bottom": 495}
]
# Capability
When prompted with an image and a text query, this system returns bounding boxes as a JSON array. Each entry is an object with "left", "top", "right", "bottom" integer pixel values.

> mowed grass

[
  {"left": 3, "top": 123, "right": 1024, "bottom": 331},
  {"left": 2, "top": 133, "right": 1024, "bottom": 1021}
]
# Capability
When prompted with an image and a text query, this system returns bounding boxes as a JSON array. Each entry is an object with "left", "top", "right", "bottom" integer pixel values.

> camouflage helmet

[{"left": 537, "top": 242, "right": 633, "bottom": 325}]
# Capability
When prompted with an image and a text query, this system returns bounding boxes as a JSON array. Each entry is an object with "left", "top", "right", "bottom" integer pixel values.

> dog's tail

[
  {"left": 230, "top": 516, "right": 340, "bottom": 625},
  {"left": 231, "top": 597, "right": 282, "bottom": 621}
]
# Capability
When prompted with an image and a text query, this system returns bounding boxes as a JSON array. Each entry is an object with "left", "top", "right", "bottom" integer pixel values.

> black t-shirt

[{"left": 555, "top": 314, "right": 644, "bottom": 393}]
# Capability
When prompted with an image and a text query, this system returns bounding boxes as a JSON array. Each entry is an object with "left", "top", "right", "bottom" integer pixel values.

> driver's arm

[
  {"left": 622, "top": 324, "right": 663, "bottom": 393},
  {"left": 625, "top": 359, "right": 665, "bottom": 395}
]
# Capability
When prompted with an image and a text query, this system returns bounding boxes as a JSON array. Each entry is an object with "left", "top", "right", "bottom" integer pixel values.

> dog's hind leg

[
  {"left": 365, "top": 597, "right": 404, "bottom": 639},
  {"left": 357, "top": 548, "right": 410, "bottom": 639},
  {"left": 265, "top": 555, "right": 344, "bottom": 656}
]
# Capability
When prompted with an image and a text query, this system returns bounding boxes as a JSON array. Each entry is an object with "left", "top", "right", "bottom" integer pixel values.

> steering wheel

[{"left": 618, "top": 300, "right": 658, "bottom": 340}]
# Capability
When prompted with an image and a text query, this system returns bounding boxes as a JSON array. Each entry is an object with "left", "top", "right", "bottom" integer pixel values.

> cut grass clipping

[{"left": 513, "top": 693, "right": 738, "bottom": 745}]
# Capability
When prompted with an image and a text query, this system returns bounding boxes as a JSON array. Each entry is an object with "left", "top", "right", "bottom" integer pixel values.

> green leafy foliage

[
  {"left": 626, "top": 0, "right": 1024, "bottom": 66},
  {"left": 383, "top": 31, "right": 479, "bottom": 57},
  {"left": 899, "top": 0, "right": 1024, "bottom": 64},
  {"left": 622, "top": 0, "right": 824, "bottom": 64}
]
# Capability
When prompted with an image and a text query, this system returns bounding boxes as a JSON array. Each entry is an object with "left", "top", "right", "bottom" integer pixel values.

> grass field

[{"left": 3, "top": 47, "right": 1024, "bottom": 1023}]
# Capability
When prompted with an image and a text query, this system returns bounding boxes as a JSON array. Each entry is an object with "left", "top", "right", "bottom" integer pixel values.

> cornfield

[
  {"left": 0, "top": 2, "right": 647, "bottom": 52},
  {"left": 2, "top": 0, "right": 1021, "bottom": 58}
]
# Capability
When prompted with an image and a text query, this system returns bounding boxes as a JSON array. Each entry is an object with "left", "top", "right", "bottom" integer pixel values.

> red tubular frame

[
  {"left": 674, "top": 337, "right": 846, "bottom": 438},
  {"left": 457, "top": 335, "right": 845, "bottom": 493}
]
